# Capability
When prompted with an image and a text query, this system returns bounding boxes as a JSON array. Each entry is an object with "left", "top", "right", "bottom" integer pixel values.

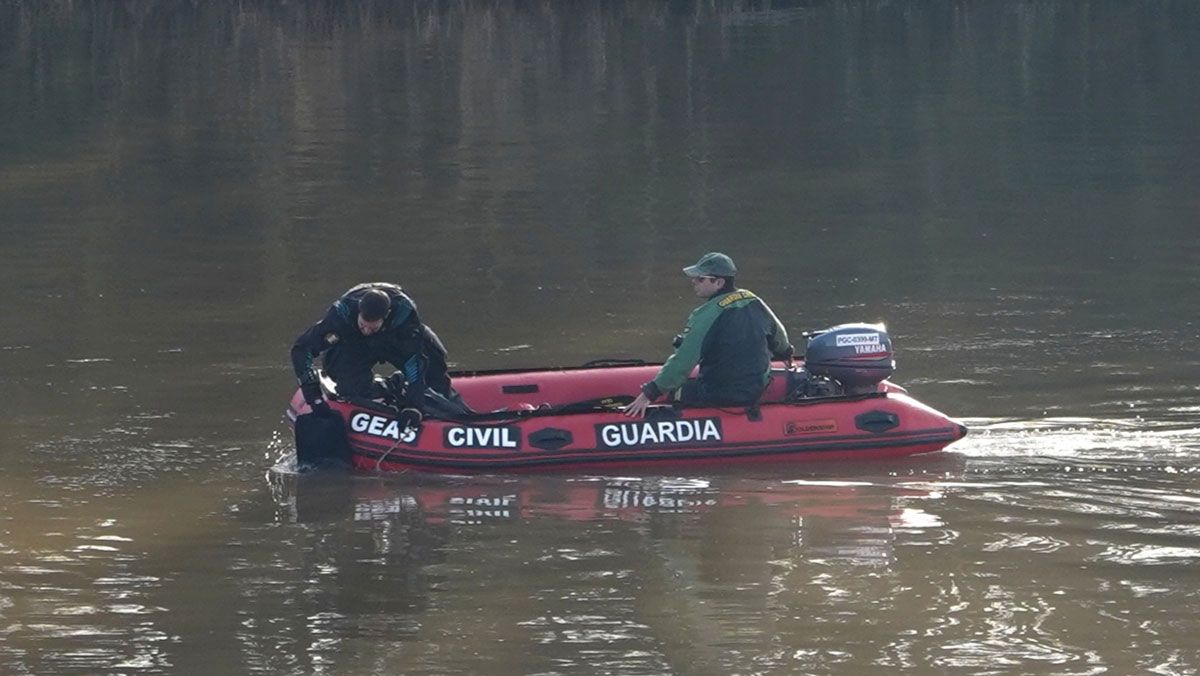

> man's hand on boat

[
  {"left": 301, "top": 380, "right": 331, "bottom": 416},
  {"left": 624, "top": 392, "right": 653, "bottom": 418}
]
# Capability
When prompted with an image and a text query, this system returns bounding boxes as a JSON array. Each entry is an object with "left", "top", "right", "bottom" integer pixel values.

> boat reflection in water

[
  {"left": 262, "top": 457, "right": 964, "bottom": 672},
  {"left": 273, "top": 454, "right": 964, "bottom": 569}
]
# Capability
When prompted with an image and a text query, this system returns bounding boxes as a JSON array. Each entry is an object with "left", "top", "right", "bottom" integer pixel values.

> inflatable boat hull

[{"left": 286, "top": 363, "right": 966, "bottom": 473}]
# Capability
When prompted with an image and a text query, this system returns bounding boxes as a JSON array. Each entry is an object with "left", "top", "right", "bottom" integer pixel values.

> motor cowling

[{"left": 804, "top": 323, "right": 895, "bottom": 394}]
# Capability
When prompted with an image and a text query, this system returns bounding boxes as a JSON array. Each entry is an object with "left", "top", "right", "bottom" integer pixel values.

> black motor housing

[{"left": 804, "top": 323, "right": 895, "bottom": 394}]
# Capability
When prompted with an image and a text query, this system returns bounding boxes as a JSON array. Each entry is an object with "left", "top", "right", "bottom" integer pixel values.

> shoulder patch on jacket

[
  {"left": 717, "top": 290, "right": 757, "bottom": 307},
  {"left": 324, "top": 332, "right": 339, "bottom": 345}
]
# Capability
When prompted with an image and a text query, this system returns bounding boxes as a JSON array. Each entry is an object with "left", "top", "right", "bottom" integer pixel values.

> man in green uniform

[{"left": 624, "top": 252, "right": 793, "bottom": 418}]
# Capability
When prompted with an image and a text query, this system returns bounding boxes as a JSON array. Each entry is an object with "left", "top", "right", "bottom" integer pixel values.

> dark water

[{"left": 2, "top": 1, "right": 1199, "bottom": 673}]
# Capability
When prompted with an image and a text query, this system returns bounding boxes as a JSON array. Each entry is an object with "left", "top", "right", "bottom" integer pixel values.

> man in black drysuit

[{"left": 290, "top": 282, "right": 457, "bottom": 414}]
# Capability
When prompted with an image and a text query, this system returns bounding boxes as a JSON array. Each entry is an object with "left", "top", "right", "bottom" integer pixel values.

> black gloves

[
  {"left": 300, "top": 380, "right": 330, "bottom": 415},
  {"left": 382, "top": 372, "right": 408, "bottom": 405},
  {"left": 398, "top": 408, "right": 423, "bottom": 428}
]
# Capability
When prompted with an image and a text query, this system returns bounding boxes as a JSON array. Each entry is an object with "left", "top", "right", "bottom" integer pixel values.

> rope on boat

[{"left": 374, "top": 435, "right": 410, "bottom": 473}]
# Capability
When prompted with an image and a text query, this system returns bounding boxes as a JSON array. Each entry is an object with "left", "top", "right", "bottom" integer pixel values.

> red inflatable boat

[{"left": 286, "top": 325, "right": 966, "bottom": 472}]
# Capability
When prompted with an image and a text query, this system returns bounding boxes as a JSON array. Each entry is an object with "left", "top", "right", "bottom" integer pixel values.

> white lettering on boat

[
  {"left": 444, "top": 426, "right": 520, "bottom": 449},
  {"left": 349, "top": 411, "right": 418, "bottom": 443},
  {"left": 596, "top": 418, "right": 723, "bottom": 449},
  {"left": 835, "top": 332, "right": 881, "bottom": 347}
]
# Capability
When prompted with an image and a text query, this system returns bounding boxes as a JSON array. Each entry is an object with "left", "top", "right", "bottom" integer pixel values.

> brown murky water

[{"left": 2, "top": 1, "right": 1199, "bottom": 673}]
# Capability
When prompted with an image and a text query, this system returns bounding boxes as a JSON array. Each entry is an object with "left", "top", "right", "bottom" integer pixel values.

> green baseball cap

[{"left": 683, "top": 252, "right": 737, "bottom": 277}]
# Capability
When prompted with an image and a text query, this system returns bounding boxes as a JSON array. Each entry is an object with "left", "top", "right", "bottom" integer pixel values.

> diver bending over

[{"left": 291, "top": 283, "right": 458, "bottom": 414}]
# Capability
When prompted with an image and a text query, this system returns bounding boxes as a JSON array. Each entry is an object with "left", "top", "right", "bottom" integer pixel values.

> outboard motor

[{"left": 803, "top": 323, "right": 895, "bottom": 395}]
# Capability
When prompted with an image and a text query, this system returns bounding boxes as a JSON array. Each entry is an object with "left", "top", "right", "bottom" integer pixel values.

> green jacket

[{"left": 644, "top": 289, "right": 791, "bottom": 402}]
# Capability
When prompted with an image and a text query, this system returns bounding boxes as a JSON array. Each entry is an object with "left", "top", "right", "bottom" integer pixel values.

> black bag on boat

[{"left": 294, "top": 410, "right": 350, "bottom": 467}]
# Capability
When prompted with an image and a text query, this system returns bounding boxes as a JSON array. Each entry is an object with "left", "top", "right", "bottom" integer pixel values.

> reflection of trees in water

[
  {"left": 2, "top": 0, "right": 1195, "bottom": 357},
  {"left": 5, "top": 2, "right": 1193, "bottom": 271}
]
